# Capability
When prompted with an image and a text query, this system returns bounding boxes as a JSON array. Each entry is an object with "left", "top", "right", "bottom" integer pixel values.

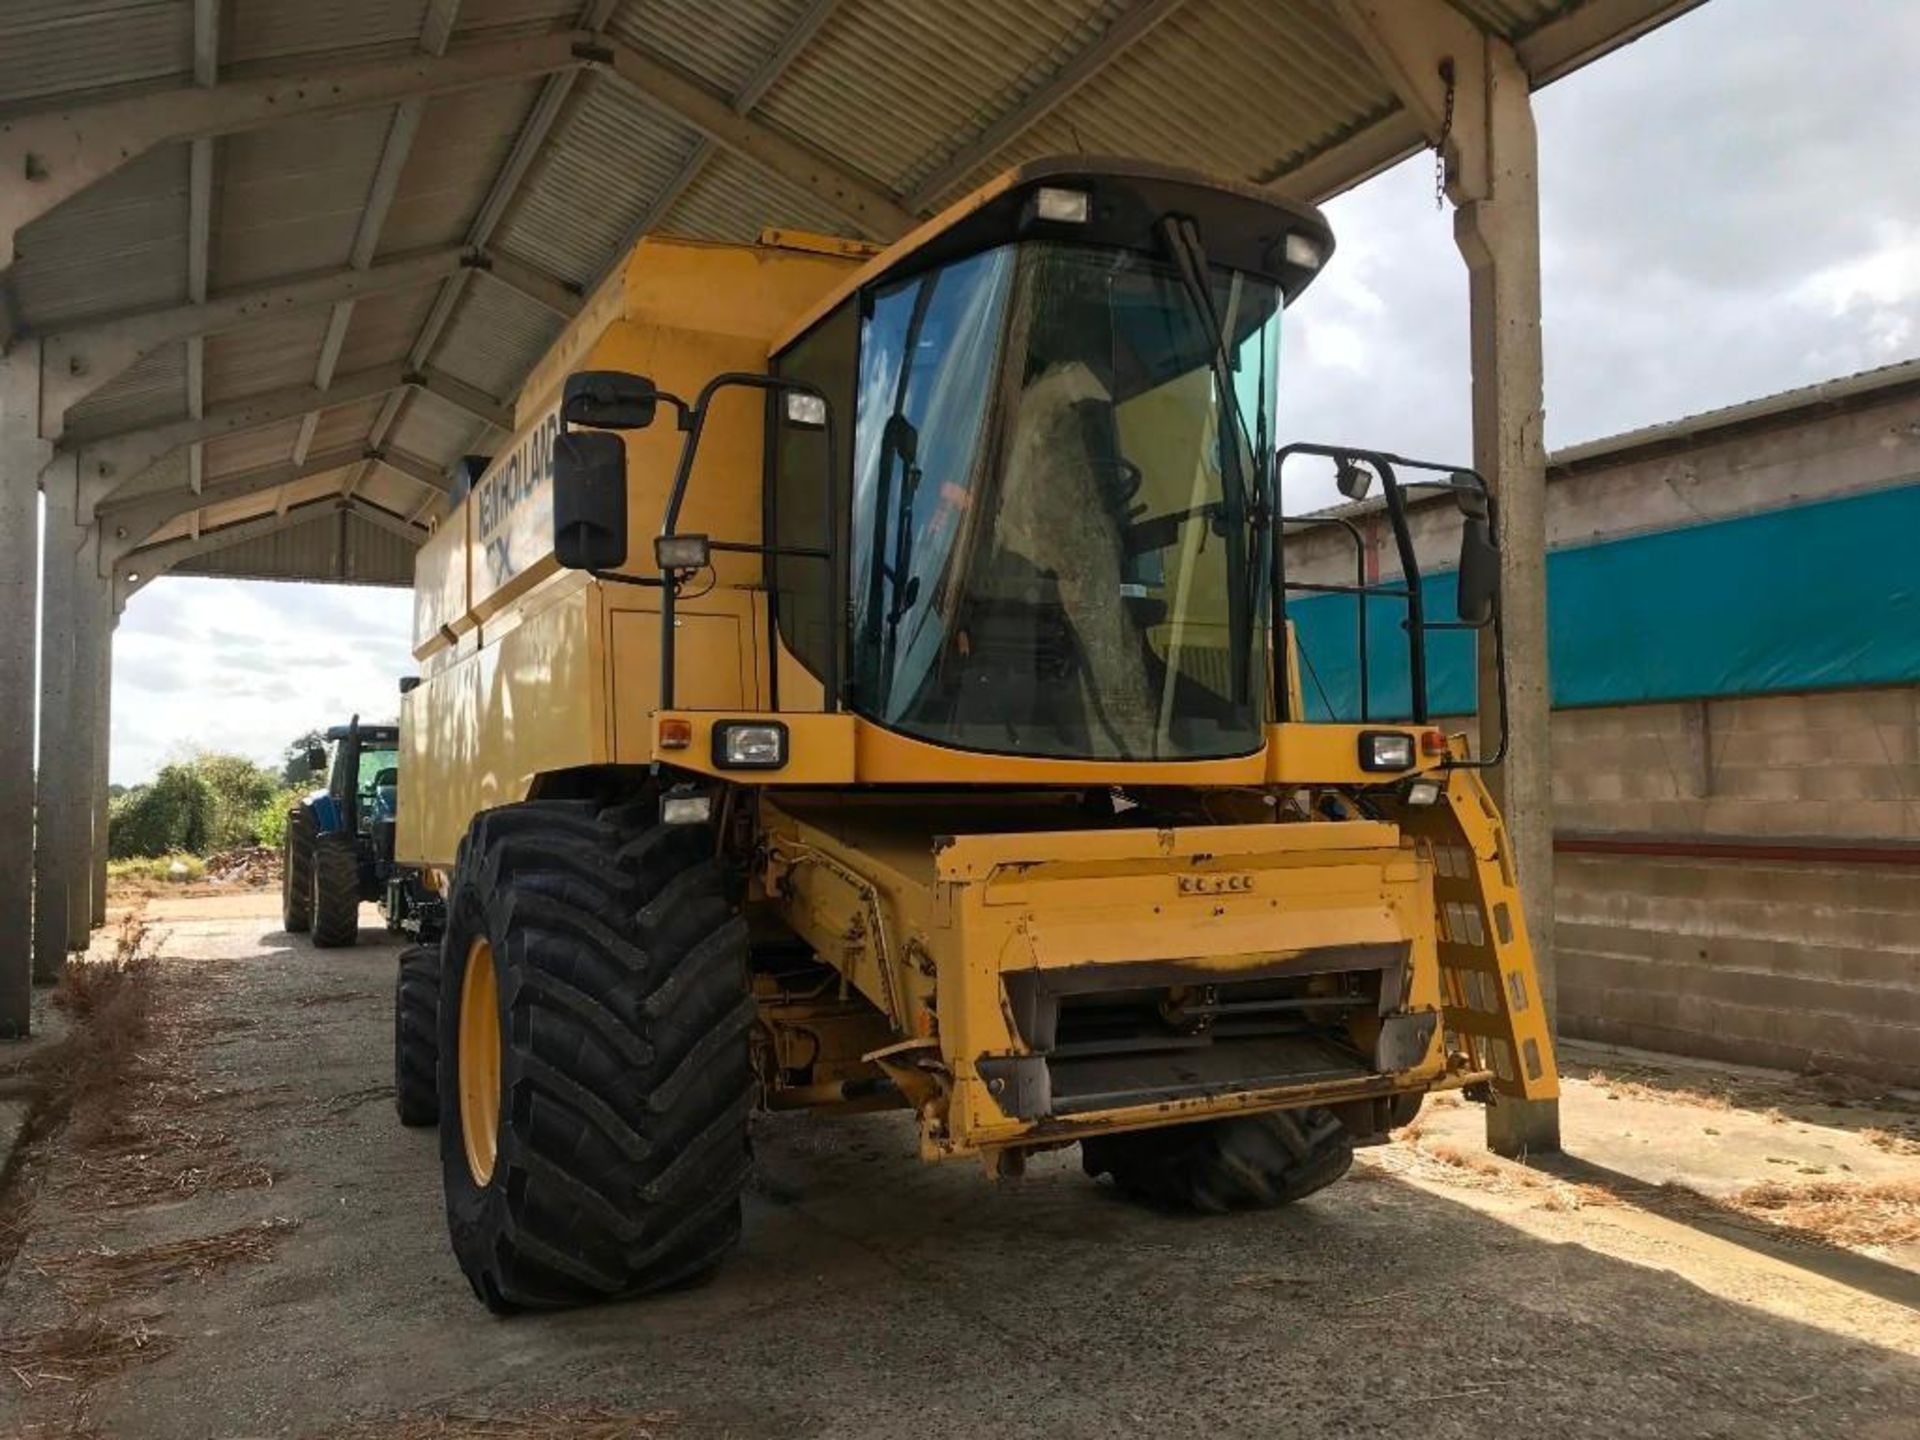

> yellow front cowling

[{"left": 930, "top": 820, "right": 1449, "bottom": 1155}]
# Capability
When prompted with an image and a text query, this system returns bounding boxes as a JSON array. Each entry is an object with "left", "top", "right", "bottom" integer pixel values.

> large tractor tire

[
  {"left": 309, "top": 831, "right": 362, "bottom": 948},
  {"left": 394, "top": 945, "right": 441, "bottom": 1127},
  {"left": 282, "top": 807, "right": 314, "bottom": 934},
  {"left": 436, "top": 799, "right": 754, "bottom": 1313},
  {"left": 1081, "top": 1107, "right": 1354, "bottom": 1213}
]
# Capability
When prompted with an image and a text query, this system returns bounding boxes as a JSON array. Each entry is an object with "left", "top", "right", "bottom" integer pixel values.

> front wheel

[
  {"left": 282, "top": 808, "right": 314, "bottom": 934},
  {"left": 394, "top": 945, "right": 440, "bottom": 1127},
  {"left": 436, "top": 799, "right": 754, "bottom": 1312},
  {"left": 1081, "top": 1107, "right": 1354, "bottom": 1212},
  {"left": 309, "top": 832, "right": 361, "bottom": 948}
]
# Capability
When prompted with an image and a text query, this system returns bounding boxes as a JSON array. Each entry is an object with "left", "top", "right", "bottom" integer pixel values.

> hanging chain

[{"left": 1433, "top": 58, "right": 1456, "bottom": 210}]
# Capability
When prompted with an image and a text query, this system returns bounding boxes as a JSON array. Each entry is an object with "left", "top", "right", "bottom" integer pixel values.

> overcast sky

[{"left": 105, "top": 0, "right": 1920, "bottom": 784}]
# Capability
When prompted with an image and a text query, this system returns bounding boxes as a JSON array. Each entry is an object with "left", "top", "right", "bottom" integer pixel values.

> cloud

[
  {"left": 111, "top": 577, "right": 415, "bottom": 785},
  {"left": 1281, "top": 0, "right": 1920, "bottom": 466}
]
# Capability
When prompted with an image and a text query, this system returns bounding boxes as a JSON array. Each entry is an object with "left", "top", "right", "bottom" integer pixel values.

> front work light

[
  {"left": 661, "top": 789, "right": 712, "bottom": 826},
  {"left": 714, "top": 721, "right": 788, "bottom": 770},
  {"left": 1359, "top": 730, "right": 1415, "bottom": 772},
  {"left": 1033, "top": 187, "right": 1091, "bottom": 223},
  {"left": 654, "top": 533, "right": 710, "bottom": 571},
  {"left": 1282, "top": 232, "right": 1325, "bottom": 270},
  {"left": 1404, "top": 779, "right": 1443, "bottom": 807},
  {"left": 784, "top": 391, "right": 827, "bottom": 428}
]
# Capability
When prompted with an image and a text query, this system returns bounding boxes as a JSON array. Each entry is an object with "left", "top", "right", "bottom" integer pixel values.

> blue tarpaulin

[{"left": 1289, "top": 483, "right": 1920, "bottom": 720}]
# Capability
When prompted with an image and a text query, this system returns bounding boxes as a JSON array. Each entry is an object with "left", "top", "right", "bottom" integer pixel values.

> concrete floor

[{"left": 3, "top": 888, "right": 1919, "bottom": 1439}]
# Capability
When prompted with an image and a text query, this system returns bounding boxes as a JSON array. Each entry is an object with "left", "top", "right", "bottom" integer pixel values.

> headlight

[
  {"left": 714, "top": 721, "right": 787, "bottom": 769},
  {"left": 1359, "top": 730, "right": 1415, "bottom": 772},
  {"left": 1404, "top": 779, "right": 1443, "bottom": 807}
]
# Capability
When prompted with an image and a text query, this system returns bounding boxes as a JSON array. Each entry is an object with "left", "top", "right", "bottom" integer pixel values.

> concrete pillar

[
  {"left": 63, "top": 533, "right": 108, "bottom": 949},
  {"left": 32, "top": 471, "right": 82, "bottom": 982},
  {"left": 1454, "top": 39, "right": 1560, "bottom": 1155},
  {"left": 0, "top": 343, "right": 48, "bottom": 1038},
  {"left": 78, "top": 566, "right": 113, "bottom": 936}
]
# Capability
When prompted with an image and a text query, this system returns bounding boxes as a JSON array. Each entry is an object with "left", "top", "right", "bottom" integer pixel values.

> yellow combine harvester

[{"left": 394, "top": 158, "right": 1556, "bottom": 1312}]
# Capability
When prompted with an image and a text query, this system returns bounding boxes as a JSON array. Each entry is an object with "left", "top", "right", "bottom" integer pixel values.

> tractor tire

[
  {"left": 436, "top": 799, "right": 754, "bottom": 1313},
  {"left": 309, "top": 831, "right": 362, "bottom": 948},
  {"left": 1081, "top": 1107, "right": 1354, "bottom": 1213},
  {"left": 395, "top": 945, "right": 440, "bottom": 1127},
  {"left": 282, "top": 807, "right": 314, "bottom": 934}
]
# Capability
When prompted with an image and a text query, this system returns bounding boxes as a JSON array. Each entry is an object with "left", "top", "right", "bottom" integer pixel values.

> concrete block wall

[{"left": 1550, "top": 685, "right": 1920, "bottom": 1086}]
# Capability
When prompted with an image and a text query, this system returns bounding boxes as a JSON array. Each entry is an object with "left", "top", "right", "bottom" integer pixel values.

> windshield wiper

[
  {"left": 1157, "top": 215, "right": 1266, "bottom": 704},
  {"left": 859, "top": 276, "right": 940, "bottom": 702}
]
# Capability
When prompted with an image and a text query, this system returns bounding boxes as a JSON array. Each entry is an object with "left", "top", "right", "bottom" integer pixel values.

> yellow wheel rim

[{"left": 459, "top": 936, "right": 502, "bottom": 1187}]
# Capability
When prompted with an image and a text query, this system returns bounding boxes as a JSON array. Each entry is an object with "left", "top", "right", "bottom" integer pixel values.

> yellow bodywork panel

[{"left": 397, "top": 235, "right": 860, "bottom": 865}]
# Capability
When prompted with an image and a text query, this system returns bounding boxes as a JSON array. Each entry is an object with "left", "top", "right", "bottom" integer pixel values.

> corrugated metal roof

[
  {"left": 11, "top": 143, "right": 190, "bottom": 329},
  {"left": 3, "top": 0, "right": 1689, "bottom": 588},
  {"left": 202, "top": 419, "right": 307, "bottom": 478},
  {"left": 63, "top": 343, "right": 189, "bottom": 438},
  {"left": 495, "top": 71, "right": 700, "bottom": 285},
  {"left": 213, "top": 107, "right": 396, "bottom": 287},
  {"left": 611, "top": 0, "right": 812, "bottom": 98},
  {"left": 0, "top": 1, "right": 193, "bottom": 113},
  {"left": 432, "top": 279, "right": 568, "bottom": 402},
  {"left": 223, "top": 0, "right": 429, "bottom": 68},
  {"left": 386, "top": 390, "right": 486, "bottom": 466},
  {"left": 203, "top": 309, "right": 336, "bottom": 400},
  {"left": 759, "top": 0, "right": 1124, "bottom": 196},
  {"left": 666, "top": 147, "right": 851, "bottom": 242},
  {"left": 378, "top": 83, "right": 548, "bottom": 255},
  {"left": 989, "top": 0, "right": 1388, "bottom": 198}
]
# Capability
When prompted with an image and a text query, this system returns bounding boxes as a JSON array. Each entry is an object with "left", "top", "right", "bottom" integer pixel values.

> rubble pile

[{"left": 204, "top": 846, "right": 281, "bottom": 887}]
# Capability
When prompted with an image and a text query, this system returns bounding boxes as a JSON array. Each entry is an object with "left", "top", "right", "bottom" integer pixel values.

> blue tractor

[{"left": 282, "top": 718, "right": 437, "bottom": 947}]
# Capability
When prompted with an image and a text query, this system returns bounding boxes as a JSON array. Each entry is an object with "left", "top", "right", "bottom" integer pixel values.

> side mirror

[
  {"left": 306, "top": 745, "right": 327, "bottom": 774},
  {"left": 563, "top": 371, "right": 657, "bottom": 431},
  {"left": 1454, "top": 481, "right": 1498, "bottom": 624},
  {"left": 553, "top": 430, "right": 629, "bottom": 570}
]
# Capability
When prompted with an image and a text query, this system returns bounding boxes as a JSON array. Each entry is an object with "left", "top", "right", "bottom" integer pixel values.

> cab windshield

[{"left": 848, "top": 241, "right": 1280, "bottom": 760}]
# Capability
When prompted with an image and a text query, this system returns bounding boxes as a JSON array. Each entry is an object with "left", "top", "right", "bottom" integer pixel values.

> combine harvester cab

[{"left": 395, "top": 158, "right": 1555, "bottom": 1310}]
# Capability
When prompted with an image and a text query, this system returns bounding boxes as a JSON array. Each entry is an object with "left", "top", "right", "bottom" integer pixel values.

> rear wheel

[
  {"left": 436, "top": 799, "right": 754, "bottom": 1312},
  {"left": 309, "top": 832, "right": 361, "bottom": 948},
  {"left": 282, "top": 808, "right": 314, "bottom": 934},
  {"left": 394, "top": 945, "right": 440, "bottom": 1127},
  {"left": 1081, "top": 1107, "right": 1354, "bottom": 1212}
]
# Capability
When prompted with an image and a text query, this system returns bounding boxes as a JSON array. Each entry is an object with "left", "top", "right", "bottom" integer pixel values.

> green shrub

[
  {"left": 108, "top": 753, "right": 288, "bottom": 859},
  {"left": 251, "top": 786, "right": 304, "bottom": 850},
  {"left": 109, "top": 764, "right": 212, "bottom": 858}
]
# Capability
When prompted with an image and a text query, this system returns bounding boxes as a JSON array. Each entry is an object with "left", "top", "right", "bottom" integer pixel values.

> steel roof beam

[
  {"left": 602, "top": 39, "right": 916, "bottom": 241},
  {"left": 902, "top": 0, "right": 1192, "bottom": 212},
  {"left": 96, "top": 443, "right": 368, "bottom": 562},
  {"left": 416, "top": 366, "right": 514, "bottom": 431},
  {"left": 319, "top": 0, "right": 461, "bottom": 493},
  {"left": 343, "top": 496, "right": 430, "bottom": 545},
  {"left": 0, "top": 29, "right": 593, "bottom": 269},
  {"left": 113, "top": 496, "right": 342, "bottom": 607},
  {"left": 468, "top": 250, "right": 583, "bottom": 319},
  {"left": 35, "top": 246, "right": 482, "bottom": 435},
  {"left": 66, "top": 361, "right": 410, "bottom": 509},
  {"left": 369, "top": 444, "right": 451, "bottom": 491}
]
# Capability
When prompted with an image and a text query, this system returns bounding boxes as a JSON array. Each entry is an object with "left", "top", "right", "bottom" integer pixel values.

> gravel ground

[{"left": 2, "top": 889, "right": 1918, "bottom": 1440}]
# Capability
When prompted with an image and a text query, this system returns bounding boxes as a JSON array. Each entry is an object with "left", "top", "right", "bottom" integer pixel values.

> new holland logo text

[
  {"left": 475, "top": 408, "right": 562, "bottom": 580},
  {"left": 476, "top": 408, "right": 562, "bottom": 541}
]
